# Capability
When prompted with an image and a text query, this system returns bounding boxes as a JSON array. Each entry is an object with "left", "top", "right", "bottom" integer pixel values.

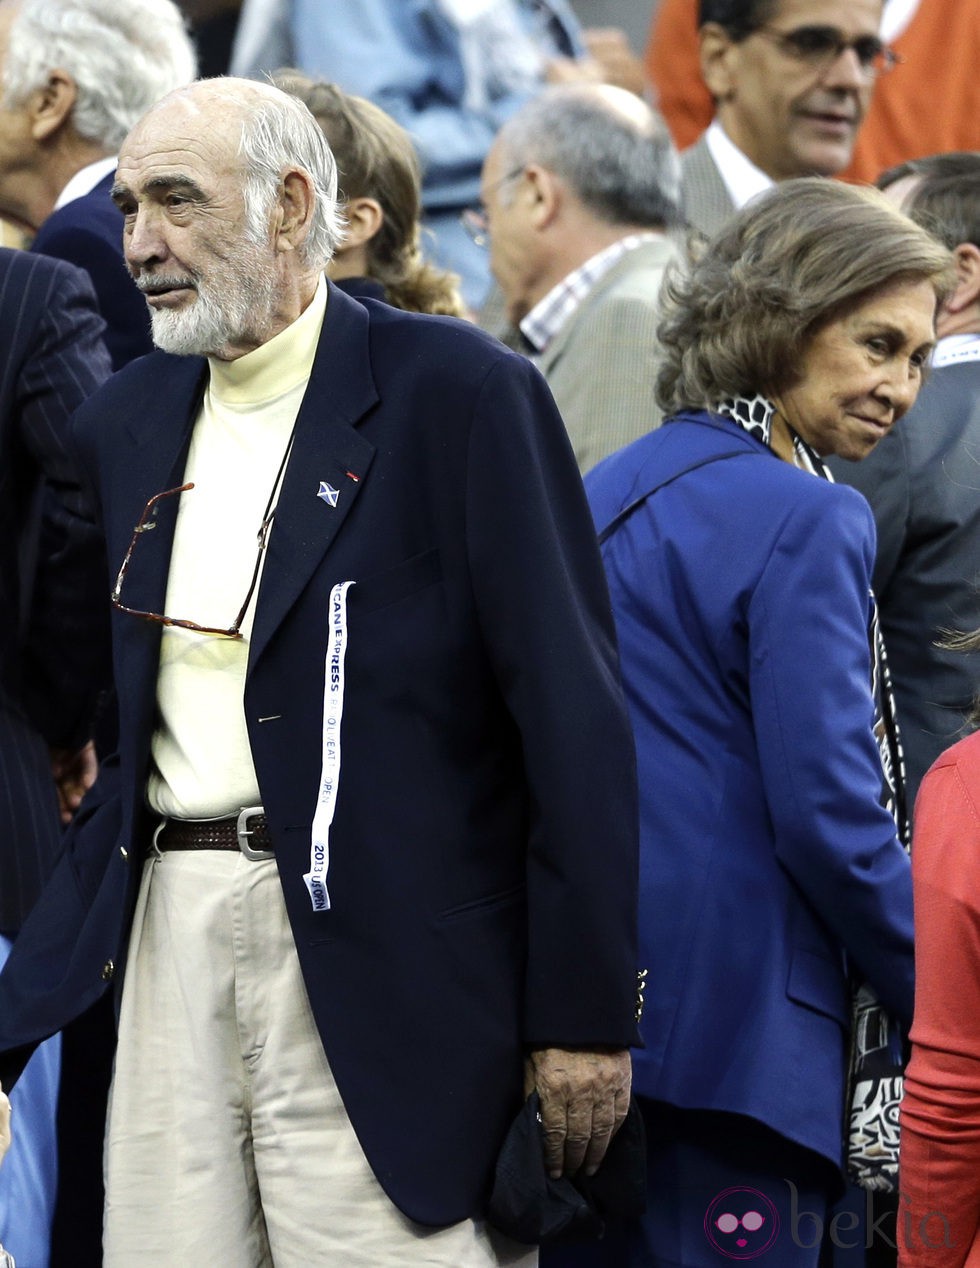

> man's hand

[
  {"left": 544, "top": 55, "right": 604, "bottom": 87},
  {"left": 583, "top": 28, "right": 649, "bottom": 98},
  {"left": 525, "top": 1046, "right": 631, "bottom": 1179},
  {"left": 50, "top": 741, "right": 98, "bottom": 824}
]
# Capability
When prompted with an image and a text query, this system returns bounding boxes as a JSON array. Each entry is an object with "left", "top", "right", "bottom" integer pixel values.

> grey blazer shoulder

[
  {"left": 537, "top": 236, "right": 679, "bottom": 474},
  {"left": 680, "top": 134, "right": 736, "bottom": 240}
]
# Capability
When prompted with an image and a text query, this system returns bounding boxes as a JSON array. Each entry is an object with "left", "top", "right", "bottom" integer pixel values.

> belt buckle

[{"left": 237, "top": 806, "right": 273, "bottom": 861}]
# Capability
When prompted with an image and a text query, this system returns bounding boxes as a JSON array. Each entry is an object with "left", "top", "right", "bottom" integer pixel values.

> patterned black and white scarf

[{"left": 718, "top": 394, "right": 909, "bottom": 1192}]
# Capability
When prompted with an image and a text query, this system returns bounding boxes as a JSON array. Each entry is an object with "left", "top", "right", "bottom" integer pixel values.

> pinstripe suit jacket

[
  {"left": 536, "top": 236, "right": 678, "bottom": 474},
  {"left": 0, "top": 248, "right": 112, "bottom": 933},
  {"left": 679, "top": 134, "right": 737, "bottom": 241}
]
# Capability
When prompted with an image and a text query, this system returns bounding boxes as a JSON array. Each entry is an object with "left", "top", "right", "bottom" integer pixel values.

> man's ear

[
  {"left": 524, "top": 164, "right": 561, "bottom": 231},
  {"left": 274, "top": 167, "right": 317, "bottom": 253},
  {"left": 944, "top": 242, "right": 980, "bottom": 316},
  {"left": 699, "top": 23, "right": 739, "bottom": 101},
  {"left": 29, "top": 69, "right": 77, "bottom": 142},
  {"left": 340, "top": 196, "right": 383, "bottom": 250}
]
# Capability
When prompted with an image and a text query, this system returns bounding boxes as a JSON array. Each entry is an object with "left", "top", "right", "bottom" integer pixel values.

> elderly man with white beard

[{"left": 0, "top": 76, "right": 641, "bottom": 1266}]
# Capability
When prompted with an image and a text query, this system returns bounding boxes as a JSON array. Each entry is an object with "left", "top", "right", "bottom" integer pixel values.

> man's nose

[
  {"left": 819, "top": 42, "right": 870, "bottom": 92},
  {"left": 125, "top": 206, "right": 168, "bottom": 268}
]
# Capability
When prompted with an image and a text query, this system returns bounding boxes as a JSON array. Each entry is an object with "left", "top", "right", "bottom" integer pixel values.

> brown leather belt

[{"left": 155, "top": 808, "right": 273, "bottom": 860}]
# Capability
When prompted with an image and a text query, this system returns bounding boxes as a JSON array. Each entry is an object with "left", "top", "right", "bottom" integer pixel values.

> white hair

[
  {"left": 496, "top": 84, "right": 681, "bottom": 229},
  {"left": 236, "top": 85, "right": 345, "bottom": 269},
  {"left": 2, "top": 0, "right": 197, "bottom": 151}
]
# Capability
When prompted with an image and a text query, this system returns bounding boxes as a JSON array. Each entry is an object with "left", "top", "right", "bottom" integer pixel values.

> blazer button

[
  {"left": 119, "top": 846, "right": 129, "bottom": 861},
  {"left": 101, "top": 960, "right": 115, "bottom": 982}
]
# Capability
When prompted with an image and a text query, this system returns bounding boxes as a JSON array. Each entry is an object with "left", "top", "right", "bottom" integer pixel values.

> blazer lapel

[
  {"left": 248, "top": 285, "right": 378, "bottom": 669},
  {"left": 111, "top": 355, "right": 206, "bottom": 757},
  {"left": 680, "top": 135, "right": 737, "bottom": 239},
  {"left": 114, "top": 355, "right": 206, "bottom": 613}
]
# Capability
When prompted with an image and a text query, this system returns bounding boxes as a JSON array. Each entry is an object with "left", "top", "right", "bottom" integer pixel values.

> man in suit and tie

[
  {"left": 0, "top": 76, "right": 639, "bottom": 1264},
  {"left": 681, "top": 0, "right": 888, "bottom": 238},
  {"left": 480, "top": 83, "right": 680, "bottom": 474},
  {"left": 0, "top": 0, "right": 197, "bottom": 368},
  {"left": 830, "top": 158, "right": 980, "bottom": 807},
  {"left": 0, "top": 247, "right": 111, "bottom": 1268}
]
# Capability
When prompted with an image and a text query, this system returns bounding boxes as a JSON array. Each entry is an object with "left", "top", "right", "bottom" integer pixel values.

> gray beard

[{"left": 146, "top": 257, "right": 278, "bottom": 358}]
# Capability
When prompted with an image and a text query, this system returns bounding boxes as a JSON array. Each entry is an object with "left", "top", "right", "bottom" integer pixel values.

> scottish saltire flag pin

[{"left": 317, "top": 481, "right": 340, "bottom": 508}]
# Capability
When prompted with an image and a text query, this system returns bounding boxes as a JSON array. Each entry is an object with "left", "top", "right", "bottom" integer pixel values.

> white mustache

[{"left": 134, "top": 274, "right": 197, "bottom": 295}]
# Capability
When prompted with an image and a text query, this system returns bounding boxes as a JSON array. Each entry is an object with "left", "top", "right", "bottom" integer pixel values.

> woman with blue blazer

[{"left": 584, "top": 179, "right": 952, "bottom": 1267}]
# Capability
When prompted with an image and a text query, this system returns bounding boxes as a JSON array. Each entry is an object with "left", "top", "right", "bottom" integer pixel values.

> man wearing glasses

[
  {"left": 648, "top": 0, "right": 980, "bottom": 189},
  {"left": 680, "top": 0, "right": 891, "bottom": 237},
  {"left": 0, "top": 76, "right": 640, "bottom": 1265},
  {"left": 472, "top": 83, "right": 681, "bottom": 476}
]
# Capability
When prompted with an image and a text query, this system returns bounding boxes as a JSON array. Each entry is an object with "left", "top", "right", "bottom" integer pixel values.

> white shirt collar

[
  {"left": 53, "top": 156, "right": 118, "bottom": 211},
  {"left": 705, "top": 120, "right": 774, "bottom": 211},
  {"left": 519, "top": 234, "right": 663, "bottom": 353}
]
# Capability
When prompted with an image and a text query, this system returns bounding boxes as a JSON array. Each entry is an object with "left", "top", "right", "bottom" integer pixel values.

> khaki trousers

[{"left": 104, "top": 850, "right": 536, "bottom": 1267}]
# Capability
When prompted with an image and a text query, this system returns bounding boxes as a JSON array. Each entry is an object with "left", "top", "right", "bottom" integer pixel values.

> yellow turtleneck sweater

[{"left": 148, "top": 277, "right": 328, "bottom": 820}]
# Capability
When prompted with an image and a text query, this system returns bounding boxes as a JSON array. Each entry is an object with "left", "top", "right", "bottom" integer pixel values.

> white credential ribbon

[{"left": 305, "top": 580, "right": 355, "bottom": 911}]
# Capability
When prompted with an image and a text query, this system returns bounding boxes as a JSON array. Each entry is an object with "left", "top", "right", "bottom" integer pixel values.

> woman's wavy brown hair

[
  {"left": 273, "top": 70, "right": 465, "bottom": 317},
  {"left": 656, "top": 177, "right": 954, "bottom": 415},
  {"left": 942, "top": 629, "right": 980, "bottom": 726}
]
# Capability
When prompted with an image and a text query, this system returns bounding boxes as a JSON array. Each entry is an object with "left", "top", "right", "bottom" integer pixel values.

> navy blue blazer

[
  {"left": 0, "top": 284, "right": 639, "bottom": 1223},
  {"left": 0, "top": 248, "right": 112, "bottom": 933},
  {"left": 586, "top": 412, "right": 914, "bottom": 1170},
  {"left": 31, "top": 172, "right": 152, "bottom": 371}
]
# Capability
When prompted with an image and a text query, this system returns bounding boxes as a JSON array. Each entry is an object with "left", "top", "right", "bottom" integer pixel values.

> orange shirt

[{"left": 645, "top": 0, "right": 980, "bottom": 184}]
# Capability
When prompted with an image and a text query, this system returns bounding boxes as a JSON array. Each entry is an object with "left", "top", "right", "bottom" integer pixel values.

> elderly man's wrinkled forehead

[
  {"left": 122, "top": 77, "right": 283, "bottom": 168},
  {"left": 113, "top": 82, "right": 266, "bottom": 226},
  {"left": 132, "top": 86, "right": 226, "bottom": 144}
]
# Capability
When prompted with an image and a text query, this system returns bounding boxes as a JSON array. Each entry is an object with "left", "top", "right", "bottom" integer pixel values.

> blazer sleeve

[
  {"left": 899, "top": 745, "right": 980, "bottom": 1268},
  {"left": 12, "top": 257, "right": 110, "bottom": 499},
  {"left": 15, "top": 258, "right": 113, "bottom": 746},
  {"left": 747, "top": 483, "right": 915, "bottom": 1024},
  {"left": 465, "top": 353, "right": 640, "bottom": 1048}
]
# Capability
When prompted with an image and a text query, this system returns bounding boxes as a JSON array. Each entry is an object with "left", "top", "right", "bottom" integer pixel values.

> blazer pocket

[
  {"left": 67, "top": 804, "right": 125, "bottom": 904},
  {"left": 786, "top": 947, "right": 849, "bottom": 1028},
  {"left": 436, "top": 884, "right": 527, "bottom": 924},
  {"left": 351, "top": 548, "right": 442, "bottom": 615}
]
